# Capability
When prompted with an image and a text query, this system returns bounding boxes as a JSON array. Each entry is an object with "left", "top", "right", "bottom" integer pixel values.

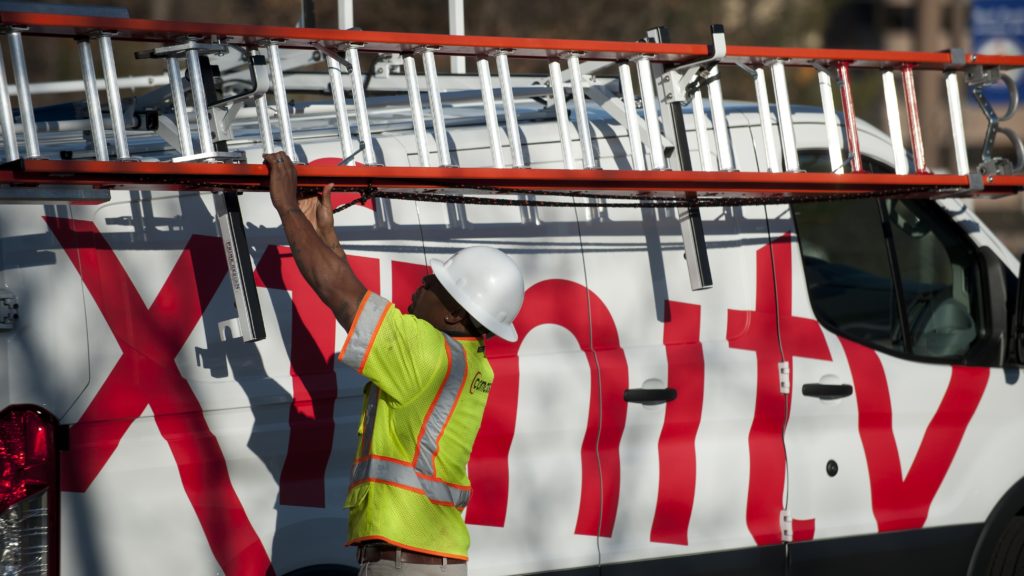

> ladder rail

[
  {"left": 4, "top": 11, "right": 1020, "bottom": 70},
  {"left": 7, "top": 157, "right": 1020, "bottom": 197}
]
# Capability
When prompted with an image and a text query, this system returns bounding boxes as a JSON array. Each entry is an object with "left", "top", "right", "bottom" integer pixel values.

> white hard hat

[{"left": 430, "top": 246, "right": 525, "bottom": 342}]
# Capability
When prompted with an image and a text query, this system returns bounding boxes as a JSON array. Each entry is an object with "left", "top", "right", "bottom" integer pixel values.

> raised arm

[{"left": 265, "top": 152, "right": 366, "bottom": 329}]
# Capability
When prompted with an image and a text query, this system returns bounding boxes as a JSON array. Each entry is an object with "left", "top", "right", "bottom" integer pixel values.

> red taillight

[
  {"left": 0, "top": 406, "right": 59, "bottom": 576},
  {"left": 0, "top": 407, "right": 55, "bottom": 511}
]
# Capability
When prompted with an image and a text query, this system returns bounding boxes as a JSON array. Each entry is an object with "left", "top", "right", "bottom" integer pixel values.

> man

[{"left": 265, "top": 151, "right": 525, "bottom": 574}]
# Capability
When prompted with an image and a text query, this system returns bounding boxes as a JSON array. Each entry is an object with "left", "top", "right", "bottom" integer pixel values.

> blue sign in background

[{"left": 972, "top": 0, "right": 1024, "bottom": 105}]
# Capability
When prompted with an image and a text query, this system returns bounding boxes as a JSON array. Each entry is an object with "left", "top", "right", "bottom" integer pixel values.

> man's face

[{"left": 408, "top": 274, "right": 457, "bottom": 329}]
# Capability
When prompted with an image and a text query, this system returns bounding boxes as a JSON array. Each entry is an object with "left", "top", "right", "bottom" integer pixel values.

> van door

[
  {"left": 780, "top": 193, "right": 1015, "bottom": 575},
  {"left": 578, "top": 195, "right": 785, "bottom": 574}
]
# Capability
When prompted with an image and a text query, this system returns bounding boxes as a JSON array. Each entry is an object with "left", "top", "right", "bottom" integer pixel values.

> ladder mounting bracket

[
  {"left": 171, "top": 151, "right": 245, "bottom": 164},
  {"left": 135, "top": 40, "right": 229, "bottom": 60},
  {"left": 661, "top": 23, "right": 726, "bottom": 104}
]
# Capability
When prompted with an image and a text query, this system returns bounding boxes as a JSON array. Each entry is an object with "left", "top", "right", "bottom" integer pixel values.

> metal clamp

[
  {"left": 662, "top": 24, "right": 726, "bottom": 104},
  {"left": 967, "top": 65, "right": 1024, "bottom": 175},
  {"left": 135, "top": 39, "right": 229, "bottom": 60}
]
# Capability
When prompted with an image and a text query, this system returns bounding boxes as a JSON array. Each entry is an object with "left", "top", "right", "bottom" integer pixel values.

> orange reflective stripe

[{"left": 338, "top": 292, "right": 389, "bottom": 371}]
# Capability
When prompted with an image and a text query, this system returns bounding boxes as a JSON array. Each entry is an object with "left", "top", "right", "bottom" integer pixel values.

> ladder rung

[
  {"left": 902, "top": 64, "right": 928, "bottom": 174},
  {"left": 770, "top": 61, "right": 800, "bottom": 172},
  {"left": 422, "top": 49, "right": 453, "bottom": 167},
  {"left": 325, "top": 48, "right": 355, "bottom": 159},
  {"left": 254, "top": 93, "right": 275, "bottom": 156},
  {"left": 751, "top": 66, "right": 781, "bottom": 173},
  {"left": 185, "top": 46, "right": 214, "bottom": 155},
  {"left": 707, "top": 64, "right": 734, "bottom": 171},
  {"left": 77, "top": 38, "right": 109, "bottom": 161},
  {"left": 7, "top": 31, "right": 38, "bottom": 159},
  {"left": 478, "top": 57, "right": 504, "bottom": 169},
  {"left": 548, "top": 59, "right": 574, "bottom": 170},
  {"left": 347, "top": 45, "right": 375, "bottom": 165},
  {"left": 946, "top": 70, "right": 969, "bottom": 176},
  {"left": 617, "top": 61, "right": 645, "bottom": 171},
  {"left": 636, "top": 56, "right": 665, "bottom": 170},
  {"left": 691, "top": 88, "right": 713, "bottom": 171},
  {"left": 881, "top": 69, "right": 909, "bottom": 176},
  {"left": 266, "top": 43, "right": 296, "bottom": 160},
  {"left": 568, "top": 53, "right": 595, "bottom": 169},
  {"left": 495, "top": 51, "right": 524, "bottom": 168},
  {"left": 404, "top": 53, "right": 431, "bottom": 168},
  {"left": 815, "top": 66, "right": 844, "bottom": 174},
  {"left": 166, "top": 56, "right": 195, "bottom": 157},
  {"left": 97, "top": 33, "right": 127, "bottom": 160},
  {"left": 0, "top": 40, "right": 16, "bottom": 162},
  {"left": 836, "top": 62, "right": 863, "bottom": 173}
]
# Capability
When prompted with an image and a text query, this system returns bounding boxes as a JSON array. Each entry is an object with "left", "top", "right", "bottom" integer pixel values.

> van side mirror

[{"left": 977, "top": 247, "right": 1008, "bottom": 366}]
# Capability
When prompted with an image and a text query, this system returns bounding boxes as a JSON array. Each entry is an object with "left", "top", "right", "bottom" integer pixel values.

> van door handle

[
  {"left": 801, "top": 383, "right": 853, "bottom": 400},
  {"left": 623, "top": 388, "right": 678, "bottom": 405}
]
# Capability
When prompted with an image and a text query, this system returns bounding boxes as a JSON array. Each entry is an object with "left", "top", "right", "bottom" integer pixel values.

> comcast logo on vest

[{"left": 469, "top": 372, "right": 491, "bottom": 395}]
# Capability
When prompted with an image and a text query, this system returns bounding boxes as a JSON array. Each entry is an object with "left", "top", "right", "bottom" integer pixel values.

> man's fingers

[{"left": 320, "top": 183, "right": 335, "bottom": 208}]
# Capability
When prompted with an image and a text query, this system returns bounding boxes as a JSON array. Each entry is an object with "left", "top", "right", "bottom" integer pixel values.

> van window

[
  {"left": 794, "top": 197, "right": 983, "bottom": 361},
  {"left": 792, "top": 151, "right": 983, "bottom": 361}
]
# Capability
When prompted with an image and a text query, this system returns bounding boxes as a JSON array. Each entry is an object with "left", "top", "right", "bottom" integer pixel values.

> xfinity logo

[{"left": 469, "top": 372, "right": 491, "bottom": 395}]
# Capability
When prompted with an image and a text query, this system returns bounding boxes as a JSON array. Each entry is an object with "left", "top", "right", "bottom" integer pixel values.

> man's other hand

[{"left": 264, "top": 151, "right": 298, "bottom": 213}]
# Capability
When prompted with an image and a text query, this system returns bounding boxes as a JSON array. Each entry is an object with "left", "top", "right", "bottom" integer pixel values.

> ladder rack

[
  {"left": 0, "top": 11, "right": 1021, "bottom": 199},
  {"left": 1, "top": 11, "right": 1024, "bottom": 343}
]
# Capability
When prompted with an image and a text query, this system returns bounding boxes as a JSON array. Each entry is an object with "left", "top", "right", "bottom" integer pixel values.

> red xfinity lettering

[
  {"left": 467, "top": 279, "right": 628, "bottom": 538},
  {"left": 650, "top": 300, "right": 703, "bottom": 545},
  {"left": 728, "top": 233, "right": 826, "bottom": 544},
  {"left": 47, "top": 217, "right": 273, "bottom": 576},
  {"left": 842, "top": 339, "right": 988, "bottom": 532}
]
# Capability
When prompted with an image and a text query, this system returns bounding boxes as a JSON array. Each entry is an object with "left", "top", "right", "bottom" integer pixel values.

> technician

[{"left": 266, "top": 151, "right": 525, "bottom": 575}]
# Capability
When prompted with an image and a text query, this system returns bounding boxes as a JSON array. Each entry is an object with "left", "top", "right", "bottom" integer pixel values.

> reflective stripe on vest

[
  {"left": 352, "top": 457, "right": 471, "bottom": 509},
  {"left": 414, "top": 334, "right": 468, "bottom": 475},
  {"left": 341, "top": 292, "right": 389, "bottom": 369}
]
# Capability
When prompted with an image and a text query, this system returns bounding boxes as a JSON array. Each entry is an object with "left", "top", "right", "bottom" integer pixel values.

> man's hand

[
  {"left": 297, "top": 183, "right": 337, "bottom": 245},
  {"left": 265, "top": 151, "right": 298, "bottom": 213},
  {"left": 265, "top": 152, "right": 366, "bottom": 330}
]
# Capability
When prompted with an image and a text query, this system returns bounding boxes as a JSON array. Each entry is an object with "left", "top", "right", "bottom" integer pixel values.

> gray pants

[{"left": 358, "top": 559, "right": 468, "bottom": 576}]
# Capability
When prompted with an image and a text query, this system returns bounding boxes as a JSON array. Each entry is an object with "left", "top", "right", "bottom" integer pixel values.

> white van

[{"left": 2, "top": 17, "right": 1024, "bottom": 576}]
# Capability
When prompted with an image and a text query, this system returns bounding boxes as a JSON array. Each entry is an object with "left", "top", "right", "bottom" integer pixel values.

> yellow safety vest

[{"left": 337, "top": 291, "right": 494, "bottom": 560}]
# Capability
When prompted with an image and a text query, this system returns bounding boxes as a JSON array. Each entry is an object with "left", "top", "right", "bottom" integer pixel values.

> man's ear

[{"left": 445, "top": 307, "right": 468, "bottom": 326}]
